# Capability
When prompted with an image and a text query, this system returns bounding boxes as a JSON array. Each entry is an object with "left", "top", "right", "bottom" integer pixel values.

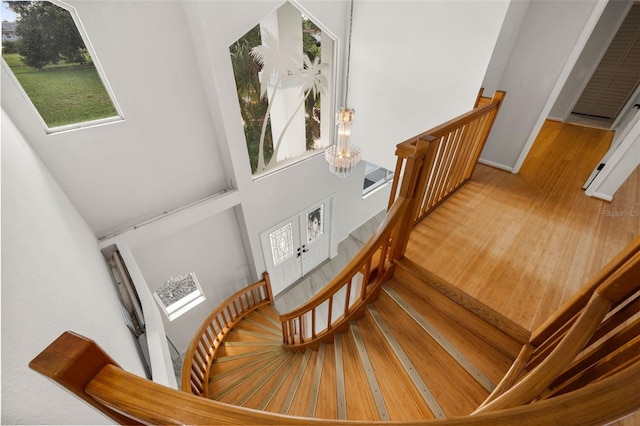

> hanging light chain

[
  {"left": 344, "top": 0, "right": 354, "bottom": 106},
  {"left": 326, "top": 0, "right": 360, "bottom": 177}
]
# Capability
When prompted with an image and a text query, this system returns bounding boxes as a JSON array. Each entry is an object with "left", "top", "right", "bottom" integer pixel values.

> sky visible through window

[{"left": 1, "top": 1, "right": 16, "bottom": 21}]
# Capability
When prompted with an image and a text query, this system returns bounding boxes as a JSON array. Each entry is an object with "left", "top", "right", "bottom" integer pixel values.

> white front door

[{"left": 260, "top": 199, "right": 331, "bottom": 295}]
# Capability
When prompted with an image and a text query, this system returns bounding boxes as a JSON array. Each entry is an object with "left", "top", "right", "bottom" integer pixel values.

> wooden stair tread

[
  {"left": 243, "top": 350, "right": 303, "bottom": 411},
  {"left": 255, "top": 306, "right": 282, "bottom": 328},
  {"left": 349, "top": 322, "right": 389, "bottom": 421},
  {"left": 243, "top": 317, "right": 281, "bottom": 335},
  {"left": 312, "top": 343, "right": 338, "bottom": 419},
  {"left": 393, "top": 261, "right": 526, "bottom": 357},
  {"left": 266, "top": 349, "right": 311, "bottom": 414},
  {"left": 287, "top": 350, "right": 319, "bottom": 417},
  {"left": 356, "top": 314, "right": 434, "bottom": 421},
  {"left": 384, "top": 280, "right": 514, "bottom": 385},
  {"left": 372, "top": 293, "right": 489, "bottom": 416},
  {"left": 209, "top": 351, "right": 289, "bottom": 403},
  {"left": 209, "top": 350, "right": 282, "bottom": 382},
  {"left": 380, "top": 284, "right": 495, "bottom": 391},
  {"left": 215, "top": 342, "right": 281, "bottom": 360},
  {"left": 236, "top": 352, "right": 295, "bottom": 406},
  {"left": 214, "top": 352, "right": 291, "bottom": 403},
  {"left": 340, "top": 331, "right": 380, "bottom": 421},
  {"left": 366, "top": 303, "right": 446, "bottom": 418},
  {"left": 203, "top": 263, "right": 528, "bottom": 422},
  {"left": 228, "top": 328, "right": 282, "bottom": 342}
]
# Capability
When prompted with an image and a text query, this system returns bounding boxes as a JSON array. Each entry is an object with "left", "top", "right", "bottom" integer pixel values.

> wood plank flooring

[{"left": 405, "top": 120, "right": 640, "bottom": 332}]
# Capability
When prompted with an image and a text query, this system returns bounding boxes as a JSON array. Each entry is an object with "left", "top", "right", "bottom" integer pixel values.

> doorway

[
  {"left": 568, "top": 3, "right": 640, "bottom": 130},
  {"left": 260, "top": 198, "right": 332, "bottom": 295}
]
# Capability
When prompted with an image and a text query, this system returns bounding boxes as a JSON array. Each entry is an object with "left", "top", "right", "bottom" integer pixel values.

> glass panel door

[
  {"left": 260, "top": 218, "right": 303, "bottom": 295},
  {"left": 301, "top": 202, "right": 329, "bottom": 275},
  {"left": 260, "top": 198, "right": 332, "bottom": 296}
]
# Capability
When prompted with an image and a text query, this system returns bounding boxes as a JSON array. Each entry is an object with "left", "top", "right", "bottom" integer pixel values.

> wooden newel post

[{"left": 391, "top": 143, "right": 428, "bottom": 261}]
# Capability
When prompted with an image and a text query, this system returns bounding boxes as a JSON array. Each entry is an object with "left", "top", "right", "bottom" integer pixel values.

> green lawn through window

[{"left": 3, "top": 52, "right": 118, "bottom": 128}]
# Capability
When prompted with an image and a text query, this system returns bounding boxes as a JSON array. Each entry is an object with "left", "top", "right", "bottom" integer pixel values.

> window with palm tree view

[
  {"left": 230, "top": 1, "right": 335, "bottom": 177},
  {"left": 1, "top": 1, "right": 120, "bottom": 132}
]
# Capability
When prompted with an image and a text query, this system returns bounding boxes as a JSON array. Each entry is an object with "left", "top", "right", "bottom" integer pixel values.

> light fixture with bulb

[{"left": 325, "top": 0, "right": 360, "bottom": 177}]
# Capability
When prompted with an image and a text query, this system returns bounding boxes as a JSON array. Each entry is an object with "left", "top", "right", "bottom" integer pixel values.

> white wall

[
  {"left": 348, "top": 0, "right": 510, "bottom": 172},
  {"left": 1, "top": 1, "right": 230, "bottom": 238},
  {"left": 1, "top": 0, "right": 513, "bottom": 376},
  {"left": 0, "top": 3, "right": 514, "bottom": 421},
  {"left": 480, "top": 0, "right": 530, "bottom": 101},
  {"left": 131, "top": 209, "right": 252, "bottom": 353},
  {"left": 80, "top": 0, "right": 385, "bottom": 382},
  {"left": 481, "top": 0, "right": 603, "bottom": 170},
  {"left": 184, "top": 0, "right": 389, "bottom": 286},
  {"left": 1, "top": 110, "right": 146, "bottom": 425},
  {"left": 587, "top": 113, "right": 640, "bottom": 201}
]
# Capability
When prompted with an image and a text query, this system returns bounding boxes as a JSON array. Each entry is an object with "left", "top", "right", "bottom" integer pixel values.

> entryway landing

[{"left": 274, "top": 210, "right": 385, "bottom": 313}]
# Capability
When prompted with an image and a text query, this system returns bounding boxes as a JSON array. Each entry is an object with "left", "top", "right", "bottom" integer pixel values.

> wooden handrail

[
  {"left": 530, "top": 237, "right": 640, "bottom": 348},
  {"left": 389, "top": 91, "right": 505, "bottom": 221},
  {"left": 474, "top": 293, "right": 612, "bottom": 413},
  {"left": 28, "top": 331, "right": 143, "bottom": 426},
  {"left": 31, "top": 330, "right": 640, "bottom": 426},
  {"left": 278, "top": 90, "right": 505, "bottom": 351},
  {"left": 278, "top": 198, "right": 411, "bottom": 350},
  {"left": 27, "top": 85, "right": 640, "bottom": 423},
  {"left": 181, "top": 273, "right": 273, "bottom": 396},
  {"left": 475, "top": 235, "right": 640, "bottom": 413}
]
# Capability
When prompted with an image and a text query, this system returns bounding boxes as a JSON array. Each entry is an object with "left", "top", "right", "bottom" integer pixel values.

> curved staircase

[
  {"left": 205, "top": 263, "right": 524, "bottom": 421},
  {"left": 27, "top": 92, "right": 640, "bottom": 425}
]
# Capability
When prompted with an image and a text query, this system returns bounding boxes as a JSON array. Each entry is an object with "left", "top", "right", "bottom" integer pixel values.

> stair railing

[
  {"left": 278, "top": 90, "right": 505, "bottom": 351},
  {"left": 30, "top": 329, "right": 640, "bottom": 425},
  {"left": 181, "top": 273, "right": 272, "bottom": 397},
  {"left": 389, "top": 90, "right": 505, "bottom": 223},
  {"left": 475, "top": 235, "right": 640, "bottom": 412},
  {"left": 26, "top": 85, "right": 640, "bottom": 423},
  {"left": 279, "top": 196, "right": 412, "bottom": 350}
]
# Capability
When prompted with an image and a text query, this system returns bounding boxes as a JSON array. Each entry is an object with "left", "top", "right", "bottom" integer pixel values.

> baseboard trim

[
  {"left": 588, "top": 191, "right": 613, "bottom": 202},
  {"left": 478, "top": 158, "right": 514, "bottom": 173}
]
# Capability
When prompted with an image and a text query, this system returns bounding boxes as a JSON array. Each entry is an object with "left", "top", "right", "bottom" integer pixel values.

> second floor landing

[{"left": 406, "top": 119, "right": 640, "bottom": 332}]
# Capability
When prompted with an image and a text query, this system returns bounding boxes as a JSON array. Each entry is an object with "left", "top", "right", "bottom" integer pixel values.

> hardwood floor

[{"left": 405, "top": 119, "right": 640, "bottom": 332}]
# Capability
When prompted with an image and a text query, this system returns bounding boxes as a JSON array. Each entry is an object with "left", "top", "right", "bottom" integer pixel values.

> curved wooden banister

[
  {"left": 89, "top": 362, "right": 640, "bottom": 426},
  {"left": 279, "top": 198, "right": 411, "bottom": 349},
  {"left": 31, "top": 331, "right": 640, "bottom": 426},
  {"left": 27, "top": 85, "right": 640, "bottom": 423},
  {"left": 530, "top": 237, "right": 640, "bottom": 347},
  {"left": 181, "top": 273, "right": 273, "bottom": 396},
  {"left": 279, "top": 90, "right": 506, "bottom": 351},
  {"left": 474, "top": 293, "right": 612, "bottom": 413},
  {"left": 475, "top": 235, "right": 640, "bottom": 413}
]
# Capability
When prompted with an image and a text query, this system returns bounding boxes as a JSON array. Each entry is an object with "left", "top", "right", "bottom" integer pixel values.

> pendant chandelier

[{"left": 325, "top": 0, "right": 360, "bottom": 177}]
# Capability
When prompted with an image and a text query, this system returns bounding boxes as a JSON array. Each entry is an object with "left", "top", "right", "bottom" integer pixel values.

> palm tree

[
  {"left": 270, "top": 55, "right": 328, "bottom": 165},
  {"left": 251, "top": 31, "right": 302, "bottom": 173},
  {"left": 230, "top": 26, "right": 268, "bottom": 173}
]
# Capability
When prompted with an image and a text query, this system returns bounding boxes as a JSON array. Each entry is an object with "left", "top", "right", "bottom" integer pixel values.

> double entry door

[{"left": 260, "top": 199, "right": 331, "bottom": 296}]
